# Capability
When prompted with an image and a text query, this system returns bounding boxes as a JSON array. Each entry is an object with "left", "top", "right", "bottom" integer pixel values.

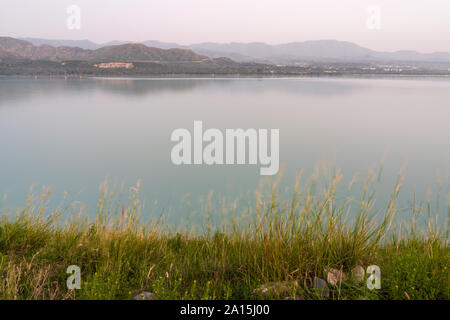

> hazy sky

[{"left": 1, "top": 0, "right": 449, "bottom": 52}]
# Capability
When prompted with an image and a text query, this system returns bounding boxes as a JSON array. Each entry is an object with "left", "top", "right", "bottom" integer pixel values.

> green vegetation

[
  {"left": 3, "top": 59, "right": 450, "bottom": 77},
  {"left": 0, "top": 167, "right": 448, "bottom": 300},
  {"left": 0, "top": 59, "right": 283, "bottom": 77}
]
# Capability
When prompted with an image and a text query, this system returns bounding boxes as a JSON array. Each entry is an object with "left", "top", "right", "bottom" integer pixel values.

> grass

[{"left": 0, "top": 165, "right": 448, "bottom": 300}]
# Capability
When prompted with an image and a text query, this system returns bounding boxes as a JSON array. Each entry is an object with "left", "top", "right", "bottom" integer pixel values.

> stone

[
  {"left": 133, "top": 291, "right": 155, "bottom": 300},
  {"left": 352, "top": 265, "right": 365, "bottom": 282},
  {"left": 326, "top": 268, "right": 346, "bottom": 286},
  {"left": 254, "top": 281, "right": 298, "bottom": 297},
  {"left": 313, "top": 277, "right": 330, "bottom": 298}
]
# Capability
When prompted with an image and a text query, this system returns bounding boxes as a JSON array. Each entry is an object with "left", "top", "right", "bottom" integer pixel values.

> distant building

[{"left": 95, "top": 62, "right": 134, "bottom": 69}]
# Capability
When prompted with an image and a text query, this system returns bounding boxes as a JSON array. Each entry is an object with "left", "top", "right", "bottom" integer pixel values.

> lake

[{"left": 0, "top": 76, "right": 449, "bottom": 227}]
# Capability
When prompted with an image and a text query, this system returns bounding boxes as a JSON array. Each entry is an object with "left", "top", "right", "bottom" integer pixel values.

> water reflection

[
  {"left": 0, "top": 76, "right": 369, "bottom": 104},
  {"left": 0, "top": 77, "right": 448, "bottom": 228}
]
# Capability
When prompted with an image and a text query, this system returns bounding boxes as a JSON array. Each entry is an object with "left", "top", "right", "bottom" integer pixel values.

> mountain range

[
  {"left": 0, "top": 37, "right": 210, "bottom": 63},
  {"left": 2, "top": 36, "right": 450, "bottom": 77},
  {"left": 19, "top": 37, "right": 450, "bottom": 64},
  {"left": 1, "top": 37, "right": 282, "bottom": 76}
]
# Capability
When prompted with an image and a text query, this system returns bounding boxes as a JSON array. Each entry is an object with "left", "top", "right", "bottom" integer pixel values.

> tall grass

[{"left": 0, "top": 164, "right": 448, "bottom": 300}]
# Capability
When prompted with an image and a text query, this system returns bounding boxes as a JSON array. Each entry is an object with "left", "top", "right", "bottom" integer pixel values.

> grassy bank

[{"left": 0, "top": 167, "right": 448, "bottom": 300}]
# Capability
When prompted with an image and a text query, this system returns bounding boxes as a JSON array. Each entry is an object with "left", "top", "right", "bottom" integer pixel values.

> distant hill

[
  {"left": 20, "top": 37, "right": 102, "bottom": 50},
  {"left": 141, "top": 40, "right": 183, "bottom": 50},
  {"left": 91, "top": 44, "right": 208, "bottom": 62},
  {"left": 15, "top": 37, "right": 450, "bottom": 64},
  {"left": 0, "top": 37, "right": 210, "bottom": 62},
  {"left": 21, "top": 38, "right": 135, "bottom": 50},
  {"left": 188, "top": 40, "right": 450, "bottom": 63},
  {"left": 0, "top": 37, "right": 33, "bottom": 52},
  {"left": 0, "top": 50, "right": 26, "bottom": 62},
  {"left": 2, "top": 36, "right": 450, "bottom": 77}
]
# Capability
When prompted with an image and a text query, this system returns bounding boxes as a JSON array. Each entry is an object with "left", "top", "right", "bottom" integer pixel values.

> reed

[{"left": 0, "top": 165, "right": 448, "bottom": 300}]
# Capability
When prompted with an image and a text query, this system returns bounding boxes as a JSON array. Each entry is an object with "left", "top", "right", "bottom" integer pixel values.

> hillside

[
  {"left": 19, "top": 37, "right": 450, "bottom": 64},
  {"left": 188, "top": 40, "right": 450, "bottom": 63},
  {"left": 0, "top": 50, "right": 26, "bottom": 62},
  {"left": 2, "top": 37, "right": 450, "bottom": 76},
  {"left": 91, "top": 44, "right": 208, "bottom": 62},
  {"left": 0, "top": 37, "right": 210, "bottom": 62}
]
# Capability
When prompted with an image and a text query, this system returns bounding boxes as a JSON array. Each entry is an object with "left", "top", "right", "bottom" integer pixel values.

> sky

[{"left": 1, "top": 0, "right": 450, "bottom": 53}]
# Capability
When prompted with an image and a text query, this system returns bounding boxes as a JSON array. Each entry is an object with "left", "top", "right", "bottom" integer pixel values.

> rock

[
  {"left": 326, "top": 268, "right": 346, "bottom": 286},
  {"left": 352, "top": 265, "right": 365, "bottom": 282},
  {"left": 254, "top": 281, "right": 298, "bottom": 297},
  {"left": 313, "top": 277, "right": 329, "bottom": 298},
  {"left": 133, "top": 291, "right": 155, "bottom": 300}
]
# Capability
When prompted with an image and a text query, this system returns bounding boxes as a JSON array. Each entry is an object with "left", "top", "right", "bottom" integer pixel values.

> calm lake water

[{"left": 0, "top": 77, "right": 449, "bottom": 226}]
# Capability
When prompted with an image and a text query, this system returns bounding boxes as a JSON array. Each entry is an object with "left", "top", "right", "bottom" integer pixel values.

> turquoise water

[{"left": 0, "top": 77, "right": 448, "bottom": 226}]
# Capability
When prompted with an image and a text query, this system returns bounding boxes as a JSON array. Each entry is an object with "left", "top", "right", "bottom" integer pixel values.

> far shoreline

[{"left": 1, "top": 73, "right": 450, "bottom": 80}]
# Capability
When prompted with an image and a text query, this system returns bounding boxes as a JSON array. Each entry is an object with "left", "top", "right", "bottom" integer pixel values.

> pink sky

[{"left": 1, "top": 0, "right": 450, "bottom": 52}]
